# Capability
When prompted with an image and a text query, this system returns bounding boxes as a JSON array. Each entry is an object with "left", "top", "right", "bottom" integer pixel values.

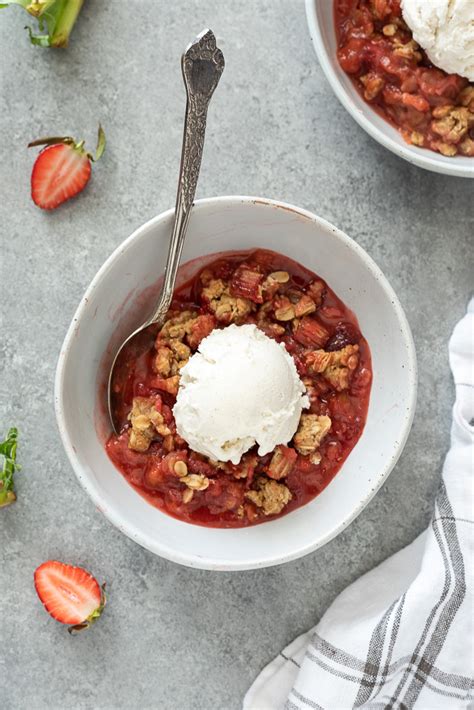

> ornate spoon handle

[{"left": 149, "top": 29, "right": 225, "bottom": 325}]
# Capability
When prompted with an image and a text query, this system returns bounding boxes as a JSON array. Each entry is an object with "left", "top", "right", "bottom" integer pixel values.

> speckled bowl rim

[
  {"left": 305, "top": 0, "right": 474, "bottom": 179},
  {"left": 55, "top": 196, "right": 417, "bottom": 570}
]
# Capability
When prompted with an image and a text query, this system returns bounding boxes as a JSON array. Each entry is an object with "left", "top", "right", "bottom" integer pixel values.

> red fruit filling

[
  {"left": 106, "top": 249, "right": 372, "bottom": 528},
  {"left": 335, "top": 0, "right": 474, "bottom": 157}
]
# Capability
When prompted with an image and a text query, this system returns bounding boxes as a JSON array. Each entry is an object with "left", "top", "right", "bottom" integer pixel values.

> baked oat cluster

[{"left": 107, "top": 251, "right": 372, "bottom": 527}]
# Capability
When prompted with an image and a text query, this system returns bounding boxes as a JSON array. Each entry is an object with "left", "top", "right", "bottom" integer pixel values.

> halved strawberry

[
  {"left": 34, "top": 560, "right": 106, "bottom": 634},
  {"left": 28, "top": 124, "right": 105, "bottom": 210}
]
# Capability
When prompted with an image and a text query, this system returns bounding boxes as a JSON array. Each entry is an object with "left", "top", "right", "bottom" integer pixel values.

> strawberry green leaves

[
  {"left": 0, "top": 0, "right": 84, "bottom": 47},
  {"left": 0, "top": 427, "right": 20, "bottom": 508},
  {"left": 28, "top": 124, "right": 106, "bottom": 162}
]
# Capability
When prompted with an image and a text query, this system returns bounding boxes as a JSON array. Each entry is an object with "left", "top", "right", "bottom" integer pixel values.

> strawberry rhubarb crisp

[
  {"left": 335, "top": 0, "right": 474, "bottom": 157},
  {"left": 106, "top": 249, "right": 372, "bottom": 528}
]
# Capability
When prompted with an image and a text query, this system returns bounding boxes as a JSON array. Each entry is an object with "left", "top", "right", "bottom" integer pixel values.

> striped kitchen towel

[{"left": 244, "top": 299, "right": 473, "bottom": 710}]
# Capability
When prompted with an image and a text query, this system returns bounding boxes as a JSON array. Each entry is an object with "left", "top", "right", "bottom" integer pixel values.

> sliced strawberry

[
  {"left": 28, "top": 125, "right": 105, "bottom": 210},
  {"left": 34, "top": 560, "right": 106, "bottom": 634}
]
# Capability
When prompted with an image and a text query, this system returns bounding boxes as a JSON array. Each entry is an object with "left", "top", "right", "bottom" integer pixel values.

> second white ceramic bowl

[
  {"left": 55, "top": 196, "right": 417, "bottom": 570},
  {"left": 306, "top": 0, "right": 474, "bottom": 178}
]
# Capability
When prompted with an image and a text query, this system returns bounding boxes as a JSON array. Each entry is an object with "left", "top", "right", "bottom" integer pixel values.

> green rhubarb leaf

[{"left": 0, "top": 427, "right": 20, "bottom": 508}]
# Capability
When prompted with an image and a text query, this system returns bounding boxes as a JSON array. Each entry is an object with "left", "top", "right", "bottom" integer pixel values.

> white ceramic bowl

[
  {"left": 305, "top": 0, "right": 474, "bottom": 179},
  {"left": 55, "top": 196, "right": 417, "bottom": 570}
]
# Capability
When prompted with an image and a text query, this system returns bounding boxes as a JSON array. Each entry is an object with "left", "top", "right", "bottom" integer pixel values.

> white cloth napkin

[{"left": 244, "top": 300, "right": 474, "bottom": 710}]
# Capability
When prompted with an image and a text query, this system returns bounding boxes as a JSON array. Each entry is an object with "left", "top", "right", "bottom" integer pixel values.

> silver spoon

[{"left": 108, "top": 29, "right": 225, "bottom": 433}]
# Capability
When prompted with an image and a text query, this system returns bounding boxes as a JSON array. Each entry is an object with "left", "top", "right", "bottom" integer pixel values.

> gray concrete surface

[{"left": 0, "top": 1, "right": 472, "bottom": 709}]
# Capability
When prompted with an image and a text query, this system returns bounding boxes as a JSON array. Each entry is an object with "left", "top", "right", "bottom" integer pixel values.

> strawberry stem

[
  {"left": 28, "top": 135, "right": 75, "bottom": 148},
  {"left": 28, "top": 125, "right": 106, "bottom": 161},
  {"left": 89, "top": 124, "right": 106, "bottom": 162}
]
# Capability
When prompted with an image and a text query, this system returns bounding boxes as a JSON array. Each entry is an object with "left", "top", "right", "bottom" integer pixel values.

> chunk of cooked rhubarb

[
  {"left": 307, "top": 280, "right": 326, "bottom": 306},
  {"left": 224, "top": 454, "right": 258, "bottom": 481},
  {"left": 188, "top": 453, "right": 219, "bottom": 478},
  {"left": 267, "top": 445, "right": 297, "bottom": 480},
  {"left": 204, "top": 478, "right": 245, "bottom": 513},
  {"left": 293, "top": 317, "right": 329, "bottom": 348},
  {"left": 144, "top": 451, "right": 188, "bottom": 488},
  {"left": 149, "top": 375, "right": 180, "bottom": 397},
  {"left": 229, "top": 265, "right": 264, "bottom": 303},
  {"left": 256, "top": 319, "right": 286, "bottom": 339}
]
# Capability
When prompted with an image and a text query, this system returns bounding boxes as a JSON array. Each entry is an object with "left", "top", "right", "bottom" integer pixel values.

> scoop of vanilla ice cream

[
  {"left": 173, "top": 324, "right": 309, "bottom": 465},
  {"left": 401, "top": 0, "right": 474, "bottom": 81}
]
